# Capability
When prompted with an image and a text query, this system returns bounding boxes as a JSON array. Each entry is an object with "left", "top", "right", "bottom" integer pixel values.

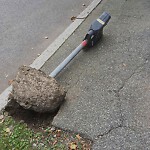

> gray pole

[{"left": 50, "top": 40, "right": 87, "bottom": 78}]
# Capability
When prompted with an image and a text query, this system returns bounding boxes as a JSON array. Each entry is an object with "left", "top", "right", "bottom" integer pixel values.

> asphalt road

[{"left": 0, "top": 0, "right": 92, "bottom": 94}]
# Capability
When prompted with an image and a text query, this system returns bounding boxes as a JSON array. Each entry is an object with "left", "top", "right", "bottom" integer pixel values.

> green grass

[
  {"left": 0, "top": 113, "right": 34, "bottom": 150},
  {"left": 0, "top": 112, "right": 91, "bottom": 150}
]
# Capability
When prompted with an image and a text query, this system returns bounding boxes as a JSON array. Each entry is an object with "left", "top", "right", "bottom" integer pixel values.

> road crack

[{"left": 95, "top": 61, "right": 148, "bottom": 140}]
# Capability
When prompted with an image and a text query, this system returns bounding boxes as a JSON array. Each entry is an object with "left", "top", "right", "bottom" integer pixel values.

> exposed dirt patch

[
  {"left": 3, "top": 100, "right": 92, "bottom": 149},
  {"left": 5, "top": 100, "right": 58, "bottom": 130}
]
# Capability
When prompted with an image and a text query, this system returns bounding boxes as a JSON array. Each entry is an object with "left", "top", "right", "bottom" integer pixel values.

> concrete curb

[{"left": 0, "top": 0, "right": 102, "bottom": 110}]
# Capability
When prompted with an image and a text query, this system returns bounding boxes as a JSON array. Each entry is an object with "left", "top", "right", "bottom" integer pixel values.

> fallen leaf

[
  {"left": 32, "top": 143, "right": 37, "bottom": 147},
  {"left": 8, "top": 79, "right": 13, "bottom": 85},
  {"left": 122, "top": 63, "right": 127, "bottom": 67},
  {"left": 0, "top": 115, "right": 4, "bottom": 120},
  {"left": 71, "top": 16, "right": 76, "bottom": 21},
  {"left": 69, "top": 142, "right": 77, "bottom": 150},
  {"left": 81, "top": 140, "right": 86, "bottom": 144},
  {"left": 76, "top": 134, "right": 82, "bottom": 140},
  {"left": 53, "top": 134, "right": 56, "bottom": 138},
  {"left": 53, "top": 140, "right": 57, "bottom": 145},
  {"left": 50, "top": 127, "right": 56, "bottom": 131},
  {"left": 0, "top": 119, "right": 4, "bottom": 124},
  {"left": 39, "top": 143, "right": 44, "bottom": 147},
  {"left": 4, "top": 112, "right": 8, "bottom": 116},
  {"left": 56, "top": 130, "right": 61, "bottom": 137},
  {"left": 9, "top": 125, "right": 14, "bottom": 131},
  {"left": 5, "top": 128, "right": 11, "bottom": 133}
]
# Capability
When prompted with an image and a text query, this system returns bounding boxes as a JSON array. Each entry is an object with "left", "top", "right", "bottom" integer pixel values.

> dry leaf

[
  {"left": 53, "top": 134, "right": 56, "bottom": 138},
  {"left": 69, "top": 142, "right": 77, "bottom": 150},
  {"left": 8, "top": 79, "right": 13, "bottom": 85},
  {"left": 76, "top": 134, "right": 82, "bottom": 140},
  {"left": 122, "top": 63, "right": 127, "bottom": 67},
  {"left": 0, "top": 115, "right": 4, "bottom": 120},
  {"left": 71, "top": 16, "right": 76, "bottom": 21},
  {"left": 5, "top": 128, "right": 11, "bottom": 133},
  {"left": 50, "top": 127, "right": 56, "bottom": 131},
  {"left": 56, "top": 130, "right": 61, "bottom": 137},
  {"left": 4, "top": 112, "right": 8, "bottom": 116},
  {"left": 0, "top": 119, "right": 4, "bottom": 124},
  {"left": 53, "top": 140, "right": 57, "bottom": 145}
]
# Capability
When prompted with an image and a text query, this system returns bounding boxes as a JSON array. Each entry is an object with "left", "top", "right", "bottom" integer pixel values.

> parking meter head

[{"left": 84, "top": 12, "right": 111, "bottom": 47}]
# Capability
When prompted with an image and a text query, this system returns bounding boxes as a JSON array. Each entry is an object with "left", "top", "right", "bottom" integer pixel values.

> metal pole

[{"left": 50, "top": 40, "right": 87, "bottom": 78}]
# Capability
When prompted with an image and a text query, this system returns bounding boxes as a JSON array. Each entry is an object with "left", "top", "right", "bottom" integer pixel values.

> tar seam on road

[{"left": 0, "top": 0, "right": 102, "bottom": 110}]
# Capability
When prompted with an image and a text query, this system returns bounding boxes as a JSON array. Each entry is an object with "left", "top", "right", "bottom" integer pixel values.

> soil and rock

[{"left": 9, "top": 66, "right": 66, "bottom": 113}]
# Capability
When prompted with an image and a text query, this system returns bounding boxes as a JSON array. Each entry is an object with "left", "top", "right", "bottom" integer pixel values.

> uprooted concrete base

[{"left": 10, "top": 66, "right": 66, "bottom": 113}]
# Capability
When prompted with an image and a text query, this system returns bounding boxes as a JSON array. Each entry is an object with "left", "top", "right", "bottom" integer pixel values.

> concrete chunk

[{"left": 10, "top": 66, "right": 66, "bottom": 113}]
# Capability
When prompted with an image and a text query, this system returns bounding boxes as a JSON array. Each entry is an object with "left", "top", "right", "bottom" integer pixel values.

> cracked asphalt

[{"left": 41, "top": 0, "right": 150, "bottom": 149}]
